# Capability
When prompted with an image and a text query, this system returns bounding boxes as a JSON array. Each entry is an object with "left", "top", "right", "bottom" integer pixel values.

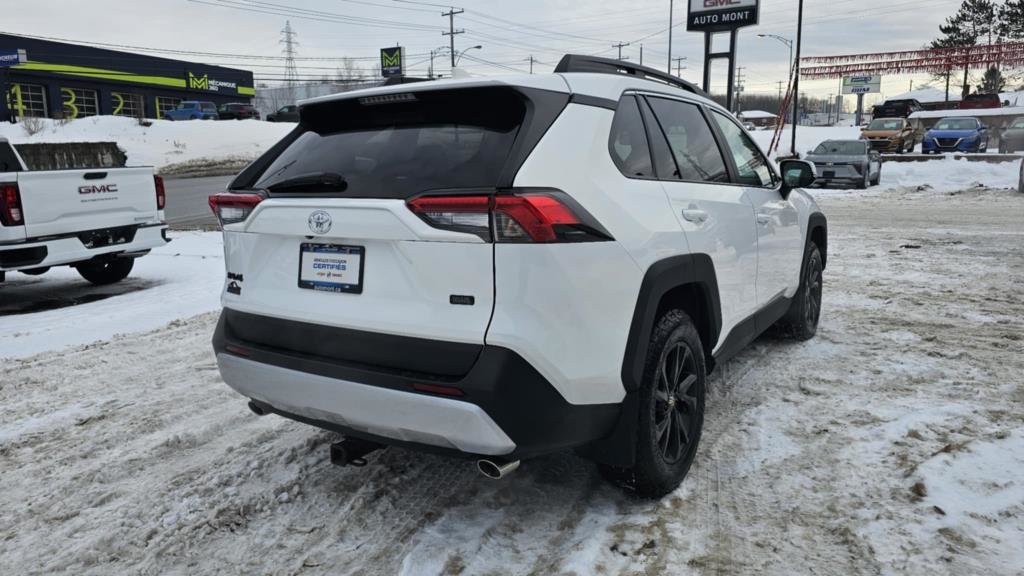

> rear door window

[
  {"left": 645, "top": 97, "right": 730, "bottom": 183},
  {"left": 608, "top": 96, "right": 653, "bottom": 178},
  {"left": 252, "top": 87, "right": 526, "bottom": 198}
]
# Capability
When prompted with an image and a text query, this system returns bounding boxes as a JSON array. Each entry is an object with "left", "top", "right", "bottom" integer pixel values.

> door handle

[
  {"left": 756, "top": 214, "right": 771, "bottom": 225},
  {"left": 681, "top": 208, "right": 708, "bottom": 224}
]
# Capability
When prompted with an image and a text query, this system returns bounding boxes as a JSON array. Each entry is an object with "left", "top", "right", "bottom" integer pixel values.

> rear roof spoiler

[{"left": 554, "top": 54, "right": 709, "bottom": 98}]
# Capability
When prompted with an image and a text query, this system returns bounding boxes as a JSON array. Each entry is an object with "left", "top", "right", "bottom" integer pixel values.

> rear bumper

[
  {"left": 212, "top": 309, "right": 620, "bottom": 459},
  {"left": 0, "top": 223, "right": 168, "bottom": 271}
]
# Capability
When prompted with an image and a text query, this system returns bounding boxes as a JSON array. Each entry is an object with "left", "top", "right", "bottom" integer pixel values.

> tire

[
  {"left": 778, "top": 243, "right": 823, "bottom": 341},
  {"left": 21, "top": 267, "right": 50, "bottom": 276},
  {"left": 190, "top": 115, "right": 198, "bottom": 120},
  {"left": 856, "top": 170, "right": 869, "bottom": 189},
  {"left": 871, "top": 169, "right": 881, "bottom": 186},
  {"left": 76, "top": 258, "right": 134, "bottom": 285},
  {"left": 605, "top": 310, "right": 706, "bottom": 498}
]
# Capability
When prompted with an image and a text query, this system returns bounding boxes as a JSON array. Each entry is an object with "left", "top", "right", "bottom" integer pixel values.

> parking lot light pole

[
  {"left": 454, "top": 45, "right": 482, "bottom": 67},
  {"left": 757, "top": 33, "right": 794, "bottom": 80}
]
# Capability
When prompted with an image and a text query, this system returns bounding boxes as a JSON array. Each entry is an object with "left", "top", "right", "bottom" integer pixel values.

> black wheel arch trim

[
  {"left": 807, "top": 211, "right": 828, "bottom": 269},
  {"left": 577, "top": 253, "right": 721, "bottom": 468}
]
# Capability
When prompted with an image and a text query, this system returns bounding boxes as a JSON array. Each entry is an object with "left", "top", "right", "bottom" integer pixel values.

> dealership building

[{"left": 0, "top": 33, "right": 254, "bottom": 121}]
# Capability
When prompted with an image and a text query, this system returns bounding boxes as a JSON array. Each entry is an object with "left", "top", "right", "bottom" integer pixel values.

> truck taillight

[
  {"left": 154, "top": 175, "right": 166, "bottom": 210},
  {"left": 208, "top": 192, "right": 264, "bottom": 226},
  {"left": 407, "top": 189, "right": 612, "bottom": 243},
  {"left": 0, "top": 183, "right": 23, "bottom": 226}
]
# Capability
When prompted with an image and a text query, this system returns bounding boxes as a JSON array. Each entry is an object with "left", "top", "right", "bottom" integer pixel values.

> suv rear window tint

[
  {"left": 253, "top": 88, "right": 526, "bottom": 198},
  {"left": 608, "top": 96, "right": 653, "bottom": 178},
  {"left": 646, "top": 97, "right": 729, "bottom": 183}
]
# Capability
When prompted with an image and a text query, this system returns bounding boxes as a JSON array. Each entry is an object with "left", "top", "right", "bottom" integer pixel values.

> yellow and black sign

[
  {"left": 188, "top": 72, "right": 210, "bottom": 90},
  {"left": 380, "top": 46, "right": 405, "bottom": 78}
]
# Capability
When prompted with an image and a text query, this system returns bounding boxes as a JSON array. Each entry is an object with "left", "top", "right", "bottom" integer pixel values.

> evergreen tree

[
  {"left": 999, "top": 0, "right": 1024, "bottom": 39},
  {"left": 933, "top": 0, "right": 998, "bottom": 98},
  {"left": 978, "top": 66, "right": 1007, "bottom": 93}
]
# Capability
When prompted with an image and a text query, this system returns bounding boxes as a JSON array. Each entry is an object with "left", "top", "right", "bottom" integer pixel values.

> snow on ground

[
  {"left": 1, "top": 164, "right": 1023, "bottom": 575},
  {"left": 0, "top": 231, "right": 223, "bottom": 359},
  {"left": 0, "top": 116, "right": 293, "bottom": 171}
]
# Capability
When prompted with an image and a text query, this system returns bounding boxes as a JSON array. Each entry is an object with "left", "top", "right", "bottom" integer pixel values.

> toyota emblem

[{"left": 308, "top": 210, "right": 332, "bottom": 235}]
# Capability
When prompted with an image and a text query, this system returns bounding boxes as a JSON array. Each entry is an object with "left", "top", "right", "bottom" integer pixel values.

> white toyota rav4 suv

[{"left": 210, "top": 55, "right": 826, "bottom": 497}]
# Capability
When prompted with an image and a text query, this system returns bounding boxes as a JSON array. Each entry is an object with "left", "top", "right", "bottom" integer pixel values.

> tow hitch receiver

[{"left": 330, "top": 437, "right": 384, "bottom": 468}]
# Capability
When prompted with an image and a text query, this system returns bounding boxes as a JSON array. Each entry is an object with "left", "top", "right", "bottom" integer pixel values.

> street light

[
  {"left": 454, "top": 45, "right": 483, "bottom": 67},
  {"left": 758, "top": 33, "right": 794, "bottom": 80}
]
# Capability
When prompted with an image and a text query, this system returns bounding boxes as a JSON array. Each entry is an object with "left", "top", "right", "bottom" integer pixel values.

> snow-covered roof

[
  {"left": 909, "top": 106, "right": 1024, "bottom": 119},
  {"left": 886, "top": 87, "right": 959, "bottom": 104},
  {"left": 739, "top": 110, "right": 777, "bottom": 119}
]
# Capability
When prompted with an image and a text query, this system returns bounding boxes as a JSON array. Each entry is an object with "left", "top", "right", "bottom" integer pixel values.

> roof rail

[{"left": 554, "top": 54, "right": 708, "bottom": 98}]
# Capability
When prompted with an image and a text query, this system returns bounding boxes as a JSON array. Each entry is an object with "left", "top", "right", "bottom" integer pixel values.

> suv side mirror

[{"left": 779, "top": 159, "right": 816, "bottom": 198}]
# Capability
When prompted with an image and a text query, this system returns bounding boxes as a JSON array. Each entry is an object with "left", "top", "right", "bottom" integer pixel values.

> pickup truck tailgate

[{"left": 16, "top": 168, "right": 158, "bottom": 238}]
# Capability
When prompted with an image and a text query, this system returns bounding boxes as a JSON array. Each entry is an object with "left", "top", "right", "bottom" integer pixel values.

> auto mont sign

[{"left": 687, "top": 0, "right": 760, "bottom": 32}]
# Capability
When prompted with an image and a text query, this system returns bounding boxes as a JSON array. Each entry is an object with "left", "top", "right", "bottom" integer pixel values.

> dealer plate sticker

[{"left": 298, "top": 243, "right": 364, "bottom": 294}]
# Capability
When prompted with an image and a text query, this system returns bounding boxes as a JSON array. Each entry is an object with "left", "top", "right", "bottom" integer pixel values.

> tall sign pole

[
  {"left": 667, "top": 0, "right": 674, "bottom": 74},
  {"left": 687, "top": 0, "right": 759, "bottom": 112},
  {"left": 791, "top": 0, "right": 804, "bottom": 156}
]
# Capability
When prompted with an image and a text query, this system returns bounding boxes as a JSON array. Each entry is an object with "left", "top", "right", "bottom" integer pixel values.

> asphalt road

[{"left": 164, "top": 176, "right": 232, "bottom": 228}]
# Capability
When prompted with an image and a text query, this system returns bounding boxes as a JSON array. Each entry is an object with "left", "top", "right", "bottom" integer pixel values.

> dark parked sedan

[
  {"left": 999, "top": 117, "right": 1024, "bottom": 153},
  {"left": 266, "top": 105, "right": 299, "bottom": 123},
  {"left": 218, "top": 103, "right": 260, "bottom": 120}
]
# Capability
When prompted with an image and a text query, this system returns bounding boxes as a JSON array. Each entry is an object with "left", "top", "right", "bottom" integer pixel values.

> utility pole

[
  {"left": 441, "top": 7, "right": 464, "bottom": 69},
  {"left": 735, "top": 67, "right": 745, "bottom": 113},
  {"left": 528, "top": 55, "right": 536, "bottom": 74},
  {"left": 673, "top": 57, "right": 687, "bottom": 77},
  {"left": 613, "top": 42, "right": 631, "bottom": 61},
  {"left": 777, "top": 80, "right": 785, "bottom": 102},
  {"left": 667, "top": 0, "right": 674, "bottom": 74},
  {"left": 791, "top": 0, "right": 804, "bottom": 156},
  {"left": 640, "top": 44, "right": 644, "bottom": 66}
]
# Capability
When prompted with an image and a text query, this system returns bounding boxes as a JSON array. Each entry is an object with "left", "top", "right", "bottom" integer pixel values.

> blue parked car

[
  {"left": 922, "top": 116, "right": 990, "bottom": 153},
  {"left": 163, "top": 101, "right": 218, "bottom": 121}
]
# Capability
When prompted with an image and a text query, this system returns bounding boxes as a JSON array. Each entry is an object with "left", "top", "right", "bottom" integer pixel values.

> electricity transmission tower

[{"left": 280, "top": 20, "right": 299, "bottom": 99}]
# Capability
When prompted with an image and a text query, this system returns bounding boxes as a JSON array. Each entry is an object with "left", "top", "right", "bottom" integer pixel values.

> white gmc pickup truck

[{"left": 0, "top": 137, "right": 168, "bottom": 285}]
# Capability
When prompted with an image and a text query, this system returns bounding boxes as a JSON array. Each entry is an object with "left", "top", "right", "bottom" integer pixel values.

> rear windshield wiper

[{"left": 266, "top": 172, "right": 348, "bottom": 193}]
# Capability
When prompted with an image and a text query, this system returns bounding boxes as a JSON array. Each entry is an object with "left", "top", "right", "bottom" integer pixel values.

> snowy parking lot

[{"left": 2, "top": 167, "right": 1022, "bottom": 575}]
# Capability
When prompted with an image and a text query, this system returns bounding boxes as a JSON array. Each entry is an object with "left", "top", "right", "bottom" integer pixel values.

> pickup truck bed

[{"left": 0, "top": 138, "right": 168, "bottom": 284}]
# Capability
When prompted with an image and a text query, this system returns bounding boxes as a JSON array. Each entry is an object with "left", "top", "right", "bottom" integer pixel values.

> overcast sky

[{"left": 4, "top": 0, "right": 971, "bottom": 105}]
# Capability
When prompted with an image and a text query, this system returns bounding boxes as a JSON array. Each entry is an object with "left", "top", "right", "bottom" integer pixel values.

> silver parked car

[{"left": 804, "top": 140, "right": 881, "bottom": 189}]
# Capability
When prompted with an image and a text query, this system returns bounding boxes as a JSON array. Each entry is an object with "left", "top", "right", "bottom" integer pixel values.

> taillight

[
  {"left": 0, "top": 183, "right": 23, "bottom": 226},
  {"left": 154, "top": 175, "right": 166, "bottom": 210},
  {"left": 208, "top": 192, "right": 265, "bottom": 226},
  {"left": 407, "top": 189, "right": 611, "bottom": 243}
]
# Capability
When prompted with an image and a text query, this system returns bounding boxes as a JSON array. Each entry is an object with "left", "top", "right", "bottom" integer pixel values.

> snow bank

[
  {"left": 0, "top": 116, "right": 293, "bottom": 171},
  {"left": 0, "top": 231, "right": 223, "bottom": 359}
]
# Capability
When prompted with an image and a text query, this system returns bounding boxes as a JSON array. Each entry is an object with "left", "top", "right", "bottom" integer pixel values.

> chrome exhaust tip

[{"left": 476, "top": 459, "right": 520, "bottom": 479}]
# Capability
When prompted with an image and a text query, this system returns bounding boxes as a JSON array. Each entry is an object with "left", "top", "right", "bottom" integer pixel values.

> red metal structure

[{"left": 799, "top": 43, "right": 1024, "bottom": 79}]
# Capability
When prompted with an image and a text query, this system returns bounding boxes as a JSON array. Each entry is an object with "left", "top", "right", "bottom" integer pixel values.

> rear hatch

[
  {"left": 216, "top": 84, "right": 569, "bottom": 377},
  {"left": 16, "top": 167, "right": 158, "bottom": 238}
]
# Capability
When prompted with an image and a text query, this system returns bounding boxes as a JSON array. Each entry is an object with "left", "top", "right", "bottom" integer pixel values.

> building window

[
  {"left": 5, "top": 83, "right": 48, "bottom": 118},
  {"left": 155, "top": 96, "right": 181, "bottom": 119},
  {"left": 112, "top": 92, "right": 143, "bottom": 118},
  {"left": 61, "top": 88, "right": 99, "bottom": 119}
]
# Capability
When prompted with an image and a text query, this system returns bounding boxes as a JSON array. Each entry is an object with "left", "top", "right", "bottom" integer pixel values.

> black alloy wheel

[{"left": 653, "top": 341, "right": 701, "bottom": 464}]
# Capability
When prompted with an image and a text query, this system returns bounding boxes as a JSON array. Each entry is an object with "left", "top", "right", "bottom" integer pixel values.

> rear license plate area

[
  {"left": 823, "top": 170, "right": 836, "bottom": 179},
  {"left": 298, "top": 243, "right": 364, "bottom": 294}
]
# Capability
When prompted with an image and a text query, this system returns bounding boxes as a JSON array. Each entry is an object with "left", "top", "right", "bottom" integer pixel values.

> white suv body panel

[
  {"left": 221, "top": 199, "right": 494, "bottom": 344},
  {"left": 213, "top": 69, "right": 826, "bottom": 461}
]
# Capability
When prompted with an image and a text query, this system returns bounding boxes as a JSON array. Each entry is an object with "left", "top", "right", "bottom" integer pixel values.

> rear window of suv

[{"left": 251, "top": 87, "right": 526, "bottom": 198}]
